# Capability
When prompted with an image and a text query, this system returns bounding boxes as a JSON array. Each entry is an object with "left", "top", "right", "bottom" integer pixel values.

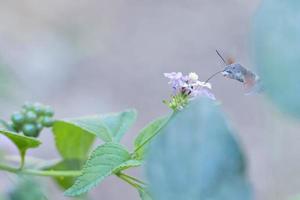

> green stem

[
  {"left": 19, "top": 150, "right": 25, "bottom": 170},
  {"left": 117, "top": 173, "right": 143, "bottom": 190},
  {"left": 0, "top": 163, "right": 81, "bottom": 177},
  {"left": 117, "top": 172, "right": 147, "bottom": 186}
]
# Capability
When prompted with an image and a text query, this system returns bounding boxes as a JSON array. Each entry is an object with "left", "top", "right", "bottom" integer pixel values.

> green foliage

[
  {"left": 64, "top": 143, "right": 132, "bottom": 196},
  {"left": 8, "top": 177, "right": 46, "bottom": 200},
  {"left": 53, "top": 121, "right": 96, "bottom": 160},
  {"left": 146, "top": 98, "right": 252, "bottom": 200},
  {"left": 113, "top": 159, "right": 142, "bottom": 172},
  {"left": 53, "top": 109, "right": 137, "bottom": 152},
  {"left": 134, "top": 116, "right": 170, "bottom": 160},
  {"left": 51, "top": 109, "right": 139, "bottom": 195},
  {"left": 0, "top": 98, "right": 254, "bottom": 200},
  {"left": 0, "top": 129, "right": 41, "bottom": 166},
  {"left": 254, "top": 0, "right": 300, "bottom": 118},
  {"left": 289, "top": 195, "right": 300, "bottom": 200},
  {"left": 49, "top": 159, "right": 84, "bottom": 189},
  {"left": 100, "top": 109, "right": 137, "bottom": 142}
]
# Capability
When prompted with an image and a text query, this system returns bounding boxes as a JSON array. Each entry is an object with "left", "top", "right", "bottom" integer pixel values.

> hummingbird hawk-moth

[{"left": 205, "top": 50, "right": 262, "bottom": 95}]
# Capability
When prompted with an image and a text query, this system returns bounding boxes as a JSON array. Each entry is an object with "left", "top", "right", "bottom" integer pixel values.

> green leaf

[
  {"left": 134, "top": 116, "right": 170, "bottom": 160},
  {"left": 64, "top": 143, "right": 131, "bottom": 197},
  {"left": 0, "top": 129, "right": 41, "bottom": 164},
  {"left": 9, "top": 177, "right": 47, "bottom": 200},
  {"left": 52, "top": 121, "right": 96, "bottom": 160},
  {"left": 100, "top": 109, "right": 137, "bottom": 142},
  {"left": 113, "top": 159, "right": 142, "bottom": 172},
  {"left": 146, "top": 98, "right": 252, "bottom": 200},
  {"left": 253, "top": 0, "right": 300, "bottom": 118},
  {"left": 53, "top": 110, "right": 136, "bottom": 160},
  {"left": 62, "top": 109, "right": 137, "bottom": 143}
]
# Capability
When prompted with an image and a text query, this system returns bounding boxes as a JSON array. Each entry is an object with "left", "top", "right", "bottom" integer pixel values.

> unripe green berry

[
  {"left": 36, "top": 123, "right": 43, "bottom": 132},
  {"left": 8, "top": 122, "right": 19, "bottom": 132},
  {"left": 41, "top": 116, "right": 54, "bottom": 127},
  {"left": 25, "top": 111, "right": 38, "bottom": 123},
  {"left": 11, "top": 112, "right": 25, "bottom": 125},
  {"left": 22, "top": 124, "right": 38, "bottom": 137},
  {"left": 23, "top": 102, "right": 34, "bottom": 111},
  {"left": 44, "top": 106, "right": 54, "bottom": 117},
  {"left": 33, "top": 103, "right": 45, "bottom": 116}
]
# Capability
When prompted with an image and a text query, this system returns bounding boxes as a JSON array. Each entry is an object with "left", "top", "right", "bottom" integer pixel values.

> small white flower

[
  {"left": 188, "top": 72, "right": 199, "bottom": 82},
  {"left": 197, "top": 81, "right": 212, "bottom": 89}
]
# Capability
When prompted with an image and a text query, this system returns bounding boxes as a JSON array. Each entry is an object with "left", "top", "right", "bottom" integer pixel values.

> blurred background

[{"left": 0, "top": 0, "right": 300, "bottom": 199}]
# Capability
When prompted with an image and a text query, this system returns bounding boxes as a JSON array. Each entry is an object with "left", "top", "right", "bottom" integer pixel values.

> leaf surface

[{"left": 146, "top": 98, "right": 253, "bottom": 200}]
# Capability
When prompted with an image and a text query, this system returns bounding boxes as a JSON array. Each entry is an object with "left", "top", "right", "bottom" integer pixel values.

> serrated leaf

[
  {"left": 134, "top": 116, "right": 170, "bottom": 160},
  {"left": 53, "top": 110, "right": 137, "bottom": 160},
  {"left": 52, "top": 121, "right": 96, "bottom": 160},
  {"left": 64, "top": 143, "right": 131, "bottom": 197},
  {"left": 113, "top": 159, "right": 142, "bottom": 172},
  {"left": 59, "top": 109, "right": 137, "bottom": 143},
  {"left": 100, "top": 109, "right": 137, "bottom": 142},
  {"left": 146, "top": 98, "right": 252, "bottom": 200},
  {"left": 0, "top": 129, "right": 41, "bottom": 162},
  {"left": 253, "top": 0, "right": 300, "bottom": 118}
]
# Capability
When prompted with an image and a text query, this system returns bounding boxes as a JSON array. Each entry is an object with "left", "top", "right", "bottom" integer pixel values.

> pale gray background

[{"left": 1, "top": 0, "right": 300, "bottom": 200}]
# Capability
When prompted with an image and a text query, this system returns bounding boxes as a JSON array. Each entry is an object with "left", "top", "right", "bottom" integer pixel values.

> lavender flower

[
  {"left": 164, "top": 72, "right": 187, "bottom": 91},
  {"left": 164, "top": 72, "right": 216, "bottom": 110}
]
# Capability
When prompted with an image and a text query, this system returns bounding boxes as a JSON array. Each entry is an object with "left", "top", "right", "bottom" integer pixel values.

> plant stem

[
  {"left": 116, "top": 173, "right": 143, "bottom": 190},
  {"left": 0, "top": 163, "right": 81, "bottom": 177},
  {"left": 19, "top": 150, "right": 25, "bottom": 170},
  {"left": 117, "top": 172, "right": 147, "bottom": 186}
]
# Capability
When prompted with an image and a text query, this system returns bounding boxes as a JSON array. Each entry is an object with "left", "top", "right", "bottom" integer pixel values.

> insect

[{"left": 205, "top": 50, "right": 262, "bottom": 95}]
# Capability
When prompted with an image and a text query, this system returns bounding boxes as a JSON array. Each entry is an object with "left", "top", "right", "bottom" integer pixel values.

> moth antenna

[
  {"left": 204, "top": 70, "right": 224, "bottom": 83},
  {"left": 215, "top": 50, "right": 227, "bottom": 65}
]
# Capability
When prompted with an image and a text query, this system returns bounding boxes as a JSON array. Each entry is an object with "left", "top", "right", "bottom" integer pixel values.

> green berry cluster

[{"left": 10, "top": 102, "right": 55, "bottom": 137}]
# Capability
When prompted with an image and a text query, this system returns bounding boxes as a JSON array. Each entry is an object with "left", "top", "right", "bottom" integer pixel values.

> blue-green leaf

[
  {"left": 146, "top": 98, "right": 252, "bottom": 200},
  {"left": 64, "top": 143, "right": 131, "bottom": 197},
  {"left": 253, "top": 0, "right": 300, "bottom": 118},
  {"left": 8, "top": 177, "right": 47, "bottom": 200}
]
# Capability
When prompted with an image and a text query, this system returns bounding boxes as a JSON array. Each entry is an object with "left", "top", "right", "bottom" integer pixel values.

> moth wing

[
  {"left": 227, "top": 57, "right": 235, "bottom": 65},
  {"left": 243, "top": 75, "right": 263, "bottom": 95}
]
